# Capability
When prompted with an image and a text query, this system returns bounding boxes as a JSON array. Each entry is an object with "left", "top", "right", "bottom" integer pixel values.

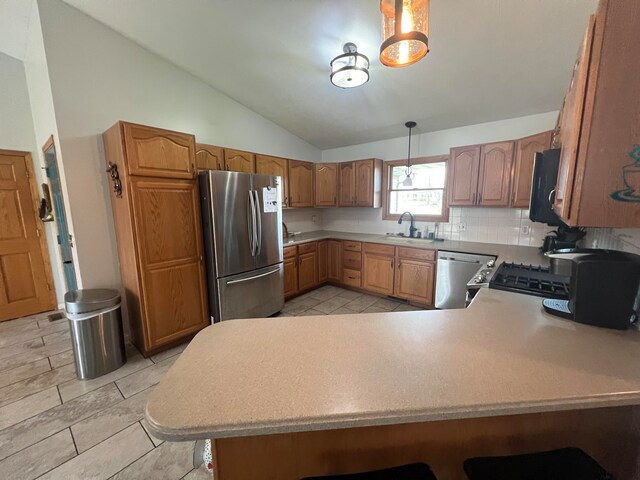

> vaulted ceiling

[{"left": 2, "top": 0, "right": 598, "bottom": 148}]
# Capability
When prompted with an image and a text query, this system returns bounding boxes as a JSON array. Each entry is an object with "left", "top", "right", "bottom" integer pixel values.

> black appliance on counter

[
  {"left": 529, "top": 149, "right": 587, "bottom": 252},
  {"left": 530, "top": 149, "right": 562, "bottom": 226},
  {"left": 543, "top": 250, "right": 640, "bottom": 330},
  {"left": 489, "top": 263, "right": 570, "bottom": 300}
]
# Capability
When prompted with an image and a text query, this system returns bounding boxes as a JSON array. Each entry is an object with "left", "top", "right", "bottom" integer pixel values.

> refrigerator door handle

[
  {"left": 247, "top": 190, "right": 256, "bottom": 256},
  {"left": 226, "top": 266, "right": 281, "bottom": 285},
  {"left": 253, "top": 190, "right": 262, "bottom": 255}
]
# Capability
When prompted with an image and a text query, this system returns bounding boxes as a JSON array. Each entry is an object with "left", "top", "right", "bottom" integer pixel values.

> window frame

[{"left": 382, "top": 155, "right": 450, "bottom": 222}]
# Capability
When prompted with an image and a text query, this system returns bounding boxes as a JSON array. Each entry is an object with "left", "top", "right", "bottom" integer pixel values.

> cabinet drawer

[
  {"left": 364, "top": 243, "right": 395, "bottom": 257},
  {"left": 343, "top": 250, "right": 362, "bottom": 270},
  {"left": 297, "top": 242, "right": 317, "bottom": 255},
  {"left": 397, "top": 247, "right": 436, "bottom": 262},
  {"left": 283, "top": 246, "right": 297, "bottom": 259},
  {"left": 342, "top": 269, "right": 361, "bottom": 288},
  {"left": 343, "top": 241, "right": 362, "bottom": 252}
]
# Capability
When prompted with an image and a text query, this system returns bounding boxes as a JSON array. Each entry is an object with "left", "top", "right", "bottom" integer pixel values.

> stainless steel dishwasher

[{"left": 435, "top": 251, "right": 496, "bottom": 309}]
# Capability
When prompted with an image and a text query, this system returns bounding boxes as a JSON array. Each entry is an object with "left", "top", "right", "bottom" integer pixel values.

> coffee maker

[{"left": 543, "top": 250, "right": 640, "bottom": 330}]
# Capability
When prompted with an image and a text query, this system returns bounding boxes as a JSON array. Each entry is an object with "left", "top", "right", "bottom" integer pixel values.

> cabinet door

[
  {"left": 130, "top": 177, "right": 208, "bottom": 350},
  {"left": 554, "top": 16, "right": 595, "bottom": 220},
  {"left": 363, "top": 253, "right": 395, "bottom": 296},
  {"left": 449, "top": 146, "right": 481, "bottom": 206},
  {"left": 195, "top": 144, "right": 224, "bottom": 171},
  {"left": 298, "top": 252, "right": 318, "bottom": 291},
  {"left": 283, "top": 256, "right": 298, "bottom": 298},
  {"left": 355, "top": 160, "right": 374, "bottom": 206},
  {"left": 477, "top": 141, "right": 515, "bottom": 207},
  {"left": 328, "top": 240, "right": 342, "bottom": 282},
  {"left": 511, "top": 131, "right": 552, "bottom": 208},
  {"left": 315, "top": 163, "right": 338, "bottom": 207},
  {"left": 224, "top": 149, "right": 255, "bottom": 173},
  {"left": 338, "top": 162, "right": 355, "bottom": 206},
  {"left": 318, "top": 241, "right": 328, "bottom": 283},
  {"left": 288, "top": 160, "right": 314, "bottom": 208},
  {"left": 123, "top": 123, "right": 195, "bottom": 179},
  {"left": 395, "top": 259, "right": 435, "bottom": 305},
  {"left": 256, "top": 155, "right": 289, "bottom": 207}
]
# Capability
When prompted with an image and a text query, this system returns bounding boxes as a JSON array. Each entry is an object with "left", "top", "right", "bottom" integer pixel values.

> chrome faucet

[{"left": 398, "top": 212, "right": 418, "bottom": 238}]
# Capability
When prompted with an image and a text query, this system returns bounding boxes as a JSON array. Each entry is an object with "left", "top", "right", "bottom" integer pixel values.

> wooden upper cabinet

[
  {"left": 224, "top": 149, "right": 255, "bottom": 173},
  {"left": 315, "top": 163, "right": 338, "bottom": 207},
  {"left": 256, "top": 155, "right": 289, "bottom": 208},
  {"left": 195, "top": 143, "right": 224, "bottom": 171},
  {"left": 355, "top": 159, "right": 383, "bottom": 207},
  {"left": 288, "top": 160, "right": 314, "bottom": 208},
  {"left": 338, "top": 159, "right": 382, "bottom": 207},
  {"left": 477, "top": 141, "right": 515, "bottom": 207},
  {"left": 123, "top": 122, "right": 195, "bottom": 179},
  {"left": 449, "top": 146, "right": 481, "bottom": 206},
  {"left": 339, "top": 162, "right": 356, "bottom": 206},
  {"left": 554, "top": 15, "right": 595, "bottom": 222},
  {"left": 327, "top": 240, "right": 342, "bottom": 282},
  {"left": 511, "top": 131, "right": 552, "bottom": 208},
  {"left": 129, "top": 177, "right": 208, "bottom": 350}
]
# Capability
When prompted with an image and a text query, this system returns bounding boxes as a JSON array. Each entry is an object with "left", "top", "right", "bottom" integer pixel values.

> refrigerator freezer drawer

[{"left": 217, "top": 263, "right": 284, "bottom": 321}]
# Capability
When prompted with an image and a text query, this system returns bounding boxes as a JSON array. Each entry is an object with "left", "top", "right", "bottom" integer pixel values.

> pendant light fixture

[
  {"left": 330, "top": 43, "right": 370, "bottom": 88},
  {"left": 402, "top": 121, "right": 417, "bottom": 187},
  {"left": 380, "top": 0, "right": 430, "bottom": 68}
]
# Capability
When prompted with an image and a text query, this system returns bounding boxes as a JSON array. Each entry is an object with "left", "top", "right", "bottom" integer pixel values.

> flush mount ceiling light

[
  {"left": 380, "top": 0, "right": 429, "bottom": 68},
  {"left": 330, "top": 42, "right": 370, "bottom": 88},
  {"left": 402, "top": 121, "right": 417, "bottom": 187}
]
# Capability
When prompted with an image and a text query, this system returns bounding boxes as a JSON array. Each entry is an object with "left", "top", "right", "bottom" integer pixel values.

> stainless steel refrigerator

[{"left": 199, "top": 170, "right": 284, "bottom": 322}]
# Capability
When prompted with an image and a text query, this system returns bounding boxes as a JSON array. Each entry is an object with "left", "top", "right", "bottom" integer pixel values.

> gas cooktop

[{"left": 489, "top": 262, "right": 570, "bottom": 299}]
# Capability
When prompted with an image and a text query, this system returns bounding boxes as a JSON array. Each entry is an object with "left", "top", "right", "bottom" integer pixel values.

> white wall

[
  {"left": 35, "top": 0, "right": 321, "bottom": 293},
  {"left": 321, "top": 112, "right": 559, "bottom": 163},
  {"left": 0, "top": 50, "right": 66, "bottom": 305}
]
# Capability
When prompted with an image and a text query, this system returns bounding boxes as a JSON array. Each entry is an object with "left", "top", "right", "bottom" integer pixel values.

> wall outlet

[
  {"left": 311, "top": 215, "right": 318, "bottom": 223},
  {"left": 458, "top": 223, "right": 466, "bottom": 232},
  {"left": 520, "top": 225, "right": 531, "bottom": 235}
]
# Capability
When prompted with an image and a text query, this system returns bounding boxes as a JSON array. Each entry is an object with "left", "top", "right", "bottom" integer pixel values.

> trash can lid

[{"left": 64, "top": 289, "right": 121, "bottom": 314}]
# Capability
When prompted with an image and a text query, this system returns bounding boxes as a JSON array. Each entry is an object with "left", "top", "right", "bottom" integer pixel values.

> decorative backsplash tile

[{"left": 284, "top": 208, "right": 640, "bottom": 254}]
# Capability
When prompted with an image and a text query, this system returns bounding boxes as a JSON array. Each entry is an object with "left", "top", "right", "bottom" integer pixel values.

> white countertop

[{"left": 145, "top": 286, "right": 640, "bottom": 441}]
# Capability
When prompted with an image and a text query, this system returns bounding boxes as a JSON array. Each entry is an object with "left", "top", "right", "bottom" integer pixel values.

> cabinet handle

[
  {"left": 391, "top": 259, "right": 394, "bottom": 269},
  {"left": 548, "top": 188, "right": 557, "bottom": 205},
  {"left": 191, "top": 164, "right": 196, "bottom": 176},
  {"left": 472, "top": 193, "right": 476, "bottom": 204},
  {"left": 478, "top": 192, "right": 482, "bottom": 204}
]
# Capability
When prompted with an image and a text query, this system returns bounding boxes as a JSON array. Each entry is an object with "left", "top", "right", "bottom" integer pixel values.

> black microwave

[{"left": 529, "top": 149, "right": 563, "bottom": 226}]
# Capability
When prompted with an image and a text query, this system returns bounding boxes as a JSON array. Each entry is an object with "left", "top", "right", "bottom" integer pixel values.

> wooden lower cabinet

[
  {"left": 328, "top": 240, "right": 342, "bottom": 282},
  {"left": 362, "top": 245, "right": 395, "bottom": 296},
  {"left": 283, "top": 246, "right": 298, "bottom": 299},
  {"left": 318, "top": 241, "right": 328, "bottom": 283},
  {"left": 285, "top": 241, "right": 436, "bottom": 307},
  {"left": 298, "top": 252, "right": 318, "bottom": 291},
  {"left": 395, "top": 259, "right": 435, "bottom": 306}
]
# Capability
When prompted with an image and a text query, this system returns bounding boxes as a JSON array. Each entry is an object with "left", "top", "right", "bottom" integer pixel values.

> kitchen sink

[{"left": 376, "top": 235, "right": 435, "bottom": 245}]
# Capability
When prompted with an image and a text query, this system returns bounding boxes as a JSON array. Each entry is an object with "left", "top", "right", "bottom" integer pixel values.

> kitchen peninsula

[{"left": 145, "top": 280, "right": 640, "bottom": 479}]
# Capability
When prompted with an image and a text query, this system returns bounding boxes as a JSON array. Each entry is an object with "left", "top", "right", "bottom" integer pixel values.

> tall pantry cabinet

[{"left": 103, "top": 121, "right": 209, "bottom": 357}]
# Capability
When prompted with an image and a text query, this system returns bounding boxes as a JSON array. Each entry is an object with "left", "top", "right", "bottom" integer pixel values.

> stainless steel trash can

[{"left": 64, "top": 289, "right": 126, "bottom": 380}]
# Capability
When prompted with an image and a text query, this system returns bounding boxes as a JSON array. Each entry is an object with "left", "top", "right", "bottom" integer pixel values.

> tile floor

[{"left": 0, "top": 286, "right": 423, "bottom": 479}]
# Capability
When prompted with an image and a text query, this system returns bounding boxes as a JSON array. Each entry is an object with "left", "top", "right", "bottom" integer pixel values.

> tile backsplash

[
  {"left": 285, "top": 207, "right": 552, "bottom": 248},
  {"left": 284, "top": 208, "right": 640, "bottom": 253},
  {"left": 582, "top": 228, "right": 640, "bottom": 255}
]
